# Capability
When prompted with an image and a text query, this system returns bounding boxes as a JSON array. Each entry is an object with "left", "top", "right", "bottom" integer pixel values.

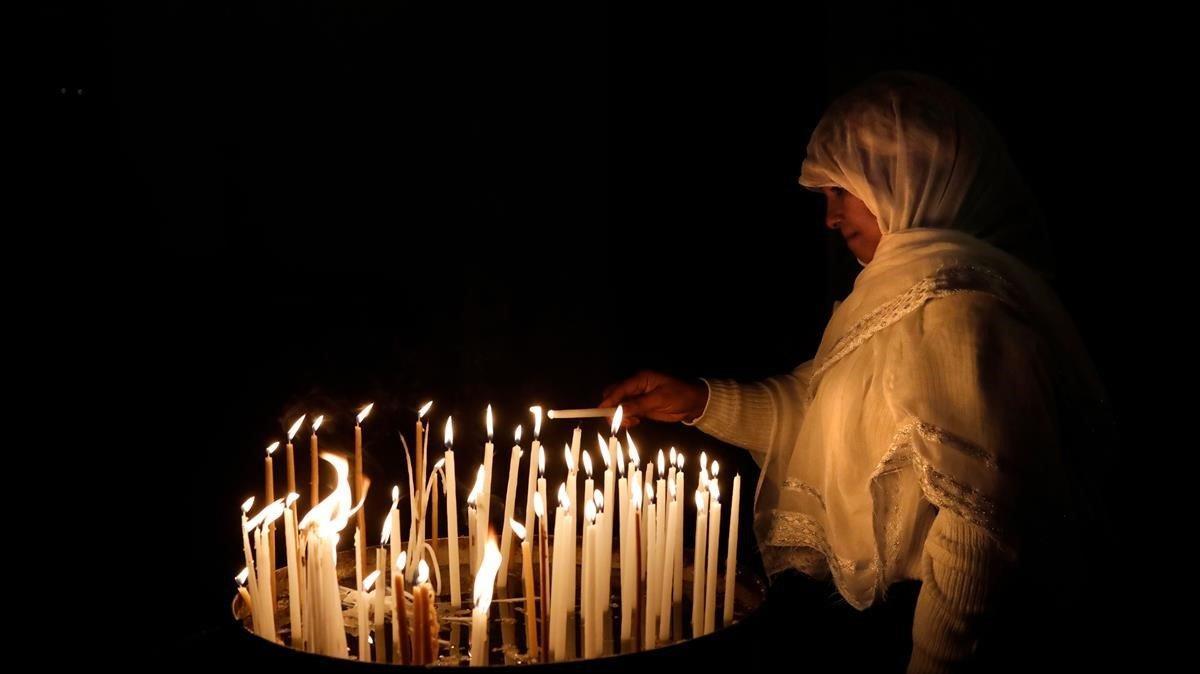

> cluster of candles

[{"left": 235, "top": 402, "right": 744, "bottom": 665}]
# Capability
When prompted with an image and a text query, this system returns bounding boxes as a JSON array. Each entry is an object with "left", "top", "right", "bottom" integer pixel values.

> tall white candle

[
  {"left": 444, "top": 417, "right": 463, "bottom": 607},
  {"left": 657, "top": 483, "right": 678, "bottom": 642},
  {"left": 355, "top": 530, "right": 368, "bottom": 659},
  {"left": 674, "top": 454, "right": 685, "bottom": 604},
  {"left": 498, "top": 426, "right": 524, "bottom": 588},
  {"left": 643, "top": 483, "right": 658, "bottom": 649},
  {"left": 523, "top": 407, "right": 543, "bottom": 556},
  {"left": 472, "top": 539, "right": 502, "bottom": 666},
  {"left": 283, "top": 494, "right": 302, "bottom": 647},
  {"left": 240, "top": 498, "right": 260, "bottom": 628},
  {"left": 691, "top": 488, "right": 708, "bottom": 637},
  {"left": 479, "top": 405, "right": 496, "bottom": 569},
  {"left": 513, "top": 519, "right": 538, "bottom": 661},
  {"left": 582, "top": 499, "right": 597, "bottom": 658},
  {"left": 703, "top": 476, "right": 722, "bottom": 636},
  {"left": 723, "top": 474, "right": 741, "bottom": 626},
  {"left": 374, "top": 548, "right": 387, "bottom": 661}
]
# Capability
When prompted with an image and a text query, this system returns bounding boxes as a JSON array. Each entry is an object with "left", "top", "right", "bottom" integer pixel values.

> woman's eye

[{"left": 831, "top": 186, "right": 845, "bottom": 196}]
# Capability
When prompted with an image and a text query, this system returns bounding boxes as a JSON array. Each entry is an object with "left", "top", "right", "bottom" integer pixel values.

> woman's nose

[{"left": 825, "top": 210, "right": 841, "bottom": 230}]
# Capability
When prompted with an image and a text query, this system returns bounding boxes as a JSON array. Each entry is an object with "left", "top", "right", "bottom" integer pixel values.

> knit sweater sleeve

[
  {"left": 684, "top": 360, "right": 814, "bottom": 466},
  {"left": 907, "top": 509, "right": 1013, "bottom": 674}
]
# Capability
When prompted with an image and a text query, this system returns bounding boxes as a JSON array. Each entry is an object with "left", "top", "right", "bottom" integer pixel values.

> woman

[{"left": 601, "top": 72, "right": 1111, "bottom": 673}]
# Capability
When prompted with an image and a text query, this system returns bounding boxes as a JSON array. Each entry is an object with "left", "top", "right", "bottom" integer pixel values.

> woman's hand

[{"left": 599, "top": 371, "right": 708, "bottom": 428}]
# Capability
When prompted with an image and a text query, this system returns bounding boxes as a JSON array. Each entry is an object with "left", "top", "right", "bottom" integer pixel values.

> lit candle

[
  {"left": 591, "top": 489, "right": 606, "bottom": 655},
  {"left": 393, "top": 551, "right": 411, "bottom": 664},
  {"left": 723, "top": 473, "right": 741, "bottom": 626},
  {"left": 265, "top": 441, "right": 279, "bottom": 601},
  {"left": 616, "top": 443, "right": 630, "bottom": 649},
  {"left": 297, "top": 451, "right": 354, "bottom": 658},
  {"left": 302, "top": 415, "right": 321, "bottom": 507},
  {"left": 523, "top": 407, "right": 543, "bottom": 558},
  {"left": 631, "top": 479, "right": 643, "bottom": 651},
  {"left": 597, "top": 432, "right": 615, "bottom": 652},
  {"left": 673, "top": 453, "right": 685, "bottom": 605},
  {"left": 283, "top": 492, "right": 302, "bottom": 647},
  {"left": 387, "top": 486, "right": 401, "bottom": 584},
  {"left": 355, "top": 403, "right": 374, "bottom": 573},
  {"left": 704, "top": 470, "right": 722, "bottom": 635},
  {"left": 537, "top": 491, "right": 549, "bottom": 657},
  {"left": 443, "top": 418, "right": 462, "bottom": 607},
  {"left": 498, "top": 425, "right": 524, "bottom": 588},
  {"left": 364, "top": 566, "right": 382, "bottom": 660},
  {"left": 239, "top": 498, "right": 260, "bottom": 630},
  {"left": 373, "top": 547, "right": 387, "bottom": 661},
  {"left": 355, "top": 529, "right": 367, "bottom": 657},
  {"left": 657, "top": 479, "right": 678, "bottom": 642},
  {"left": 582, "top": 499, "right": 598, "bottom": 658},
  {"left": 478, "top": 405, "right": 496, "bottom": 569},
  {"left": 550, "top": 484, "right": 571, "bottom": 660},
  {"left": 512, "top": 519, "right": 538, "bottom": 660},
  {"left": 472, "top": 538, "right": 502, "bottom": 665},
  {"left": 643, "top": 481, "right": 659, "bottom": 649},
  {"left": 691, "top": 487, "right": 708, "bottom": 637},
  {"left": 581, "top": 450, "right": 595, "bottom": 581},
  {"left": 308, "top": 415, "right": 320, "bottom": 506},
  {"left": 467, "top": 467, "right": 483, "bottom": 574},
  {"left": 565, "top": 444, "right": 578, "bottom": 523},
  {"left": 570, "top": 426, "right": 582, "bottom": 517},
  {"left": 546, "top": 407, "right": 617, "bottom": 420}
]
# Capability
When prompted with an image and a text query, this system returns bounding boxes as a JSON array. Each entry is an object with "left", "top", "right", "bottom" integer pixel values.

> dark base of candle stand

[{"left": 197, "top": 538, "right": 772, "bottom": 670}]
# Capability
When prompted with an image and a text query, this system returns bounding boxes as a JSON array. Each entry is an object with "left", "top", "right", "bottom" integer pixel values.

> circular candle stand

[{"left": 226, "top": 536, "right": 767, "bottom": 671}]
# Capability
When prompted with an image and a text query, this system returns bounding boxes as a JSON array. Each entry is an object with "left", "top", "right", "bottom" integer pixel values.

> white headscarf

[{"left": 752, "top": 72, "right": 1110, "bottom": 608}]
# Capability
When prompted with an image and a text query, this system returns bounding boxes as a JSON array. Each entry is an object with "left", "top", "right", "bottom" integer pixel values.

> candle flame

[
  {"left": 433, "top": 457, "right": 446, "bottom": 471},
  {"left": 710, "top": 481, "right": 721, "bottom": 502},
  {"left": 584, "top": 500, "right": 596, "bottom": 523},
  {"left": 668, "top": 479, "right": 677, "bottom": 499},
  {"left": 632, "top": 484, "right": 642, "bottom": 510},
  {"left": 297, "top": 452, "right": 357, "bottom": 536},
  {"left": 645, "top": 481, "right": 654, "bottom": 502},
  {"left": 515, "top": 425, "right": 523, "bottom": 443},
  {"left": 486, "top": 404, "right": 494, "bottom": 439},
  {"left": 246, "top": 498, "right": 287, "bottom": 531},
  {"left": 357, "top": 403, "right": 374, "bottom": 425},
  {"left": 617, "top": 443, "right": 625, "bottom": 475},
  {"left": 241, "top": 496, "right": 255, "bottom": 513},
  {"left": 312, "top": 415, "right": 325, "bottom": 432},
  {"left": 657, "top": 449, "right": 665, "bottom": 474},
  {"left": 597, "top": 434, "right": 611, "bottom": 467},
  {"left": 564, "top": 444, "right": 575, "bottom": 472},
  {"left": 418, "top": 401, "right": 433, "bottom": 419},
  {"left": 364, "top": 569, "right": 380, "bottom": 592},
  {"left": 557, "top": 483, "right": 569, "bottom": 510},
  {"left": 444, "top": 417, "right": 454, "bottom": 446},
  {"left": 534, "top": 491, "right": 545, "bottom": 519},
  {"left": 287, "top": 415, "right": 307, "bottom": 440},
  {"left": 695, "top": 490, "right": 706, "bottom": 510},
  {"left": 677, "top": 453, "right": 685, "bottom": 470},
  {"left": 235, "top": 567, "right": 249, "bottom": 585},
  {"left": 418, "top": 559, "right": 430, "bottom": 584},
  {"left": 538, "top": 446, "right": 546, "bottom": 475},
  {"left": 700, "top": 451, "right": 708, "bottom": 472},
  {"left": 266, "top": 441, "right": 280, "bottom": 456},
  {"left": 611, "top": 405, "right": 623, "bottom": 435},
  {"left": 473, "top": 538, "right": 502, "bottom": 610},
  {"left": 626, "top": 432, "right": 640, "bottom": 465},
  {"left": 286, "top": 492, "right": 299, "bottom": 507},
  {"left": 594, "top": 489, "right": 604, "bottom": 511},
  {"left": 381, "top": 511, "right": 393, "bottom": 544},
  {"left": 530, "top": 406, "right": 543, "bottom": 438},
  {"left": 582, "top": 450, "right": 593, "bottom": 477},
  {"left": 396, "top": 550, "right": 407, "bottom": 572},
  {"left": 712, "top": 460, "right": 720, "bottom": 477},
  {"left": 392, "top": 485, "right": 401, "bottom": 502},
  {"left": 467, "top": 466, "right": 485, "bottom": 506},
  {"left": 511, "top": 519, "right": 527, "bottom": 541},
  {"left": 669, "top": 447, "right": 677, "bottom": 465}
]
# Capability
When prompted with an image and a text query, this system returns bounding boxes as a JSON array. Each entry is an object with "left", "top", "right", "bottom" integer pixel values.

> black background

[{"left": 43, "top": 0, "right": 1163, "bottom": 668}]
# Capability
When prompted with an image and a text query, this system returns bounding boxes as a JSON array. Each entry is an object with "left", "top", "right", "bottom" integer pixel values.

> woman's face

[{"left": 821, "top": 186, "right": 882, "bottom": 263}]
